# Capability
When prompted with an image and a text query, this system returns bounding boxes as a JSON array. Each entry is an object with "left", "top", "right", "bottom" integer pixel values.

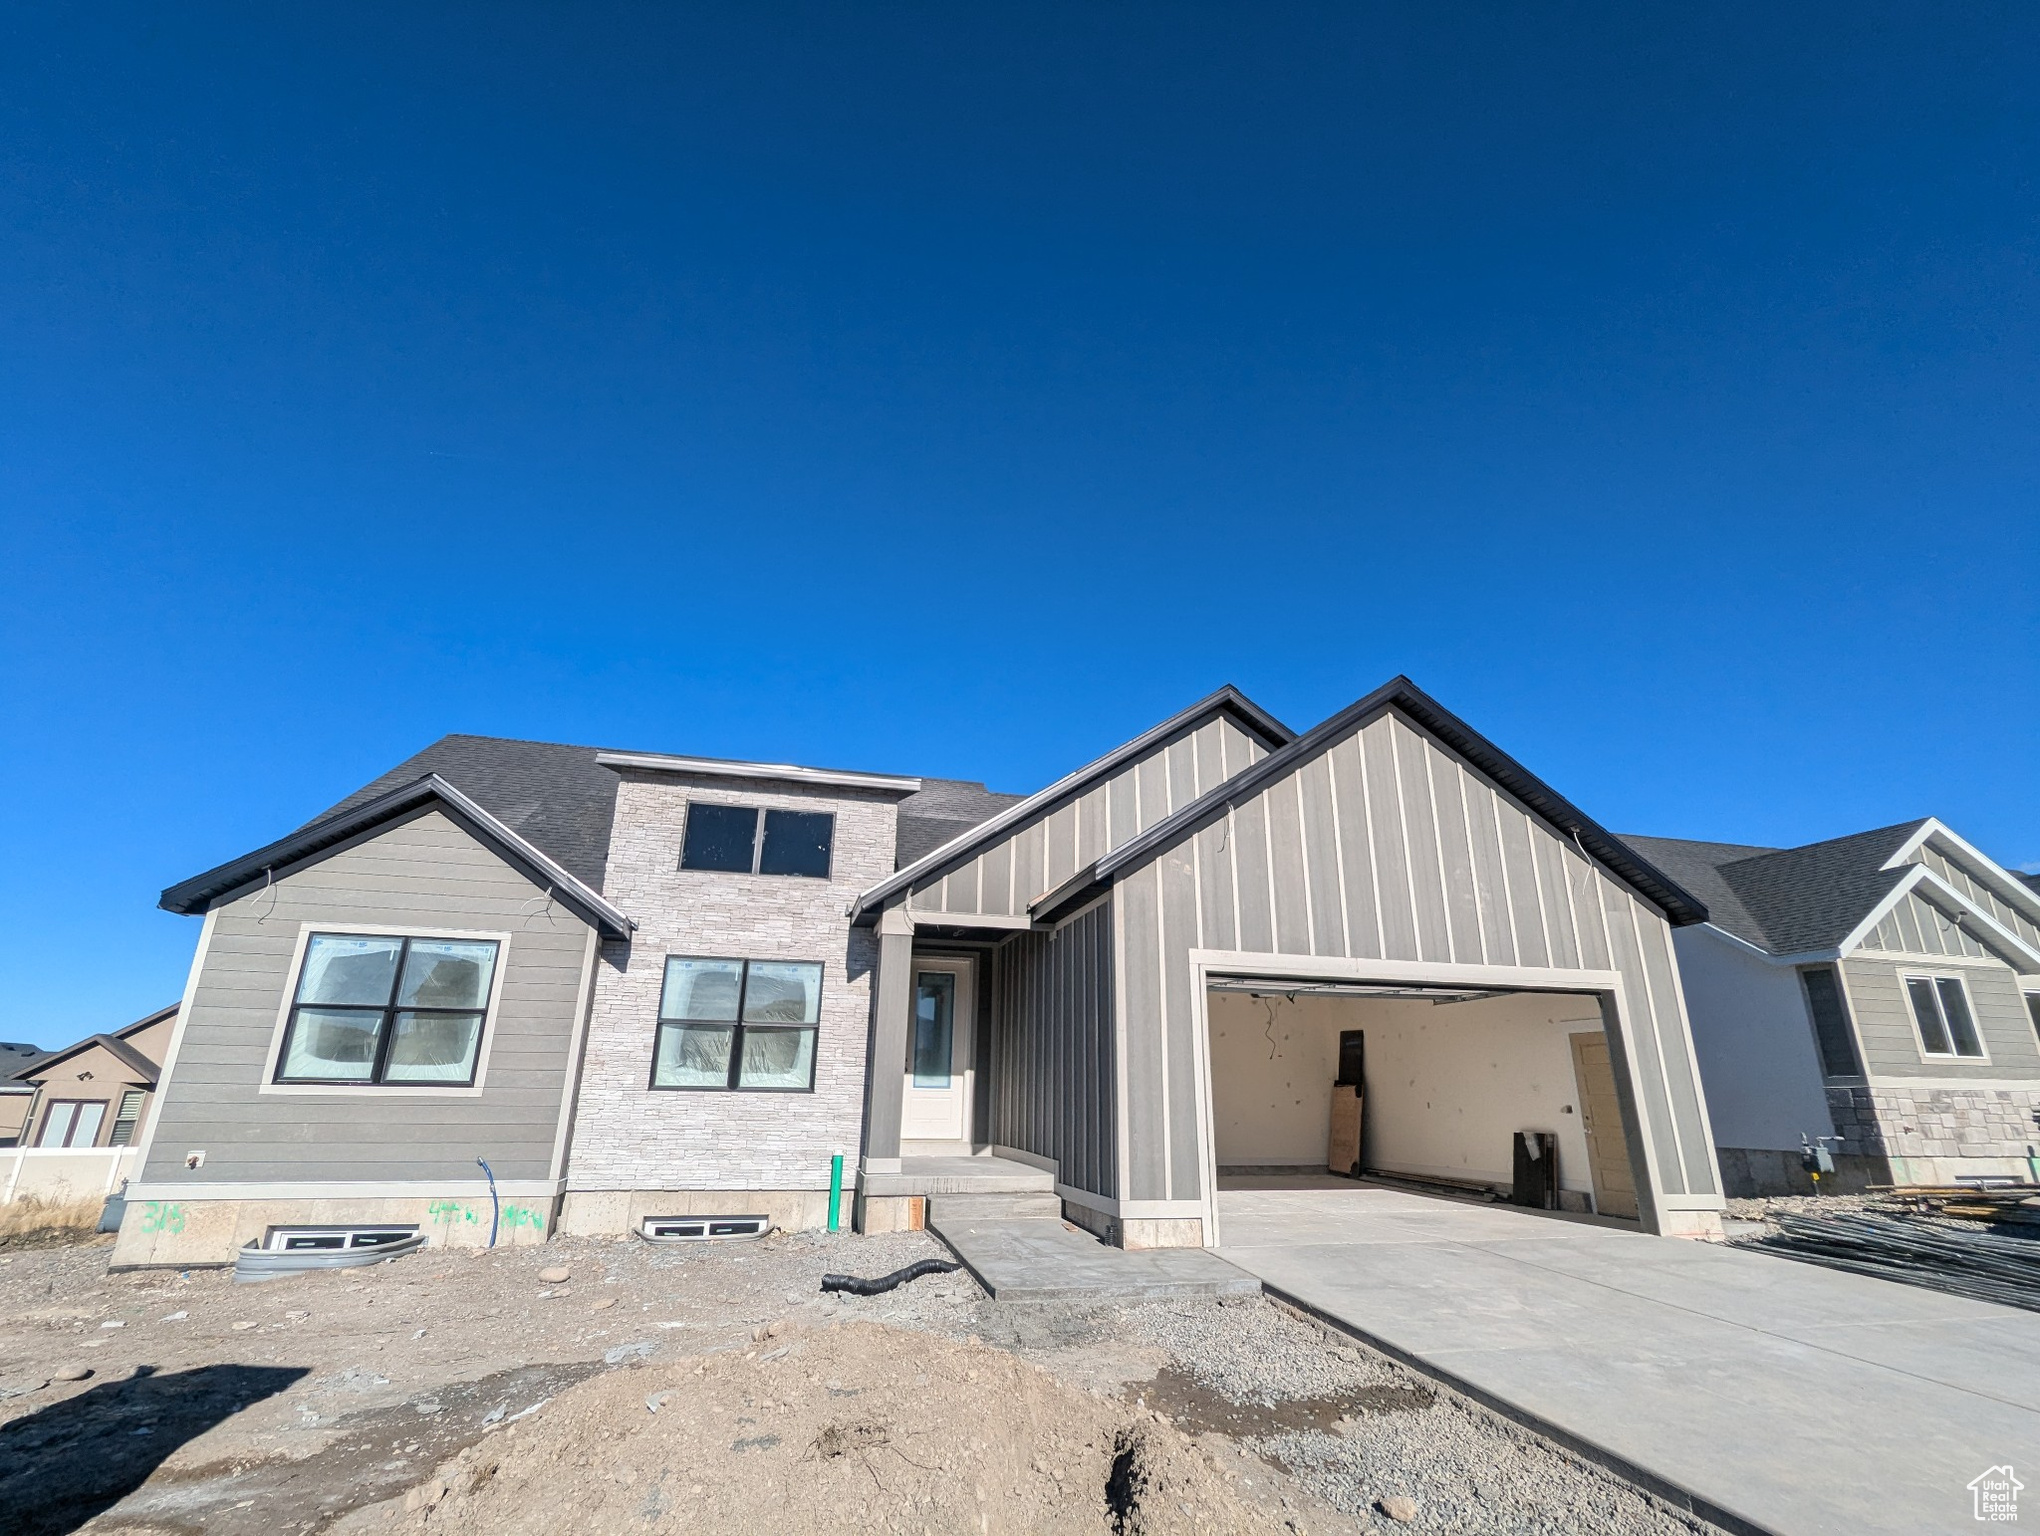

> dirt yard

[{"left": 0, "top": 1228, "right": 1721, "bottom": 1534}]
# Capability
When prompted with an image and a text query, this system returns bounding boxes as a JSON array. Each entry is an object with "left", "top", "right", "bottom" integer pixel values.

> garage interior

[{"left": 1206, "top": 981, "right": 1639, "bottom": 1220}]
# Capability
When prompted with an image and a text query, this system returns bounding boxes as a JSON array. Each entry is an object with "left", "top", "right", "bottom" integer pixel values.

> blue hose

[{"left": 477, "top": 1158, "right": 499, "bottom": 1247}]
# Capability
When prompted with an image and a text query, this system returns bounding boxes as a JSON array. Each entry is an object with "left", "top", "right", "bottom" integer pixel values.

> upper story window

[
  {"left": 679, "top": 803, "right": 834, "bottom": 878},
  {"left": 37, "top": 1100, "right": 105, "bottom": 1147},
  {"left": 275, "top": 933, "right": 501, "bottom": 1087},
  {"left": 1797, "top": 967, "right": 1863, "bottom": 1078},
  {"left": 652, "top": 956, "right": 821, "bottom": 1092},
  {"left": 1903, "top": 972, "right": 1985, "bottom": 1059}
]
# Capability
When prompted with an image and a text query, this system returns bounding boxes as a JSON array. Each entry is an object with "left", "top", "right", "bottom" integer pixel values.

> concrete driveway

[{"left": 1215, "top": 1179, "right": 2040, "bottom": 1536}]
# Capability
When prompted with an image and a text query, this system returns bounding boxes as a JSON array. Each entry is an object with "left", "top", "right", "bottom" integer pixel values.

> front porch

[
  {"left": 853, "top": 1150, "right": 1054, "bottom": 1234},
  {"left": 859, "top": 1153, "right": 1055, "bottom": 1199}
]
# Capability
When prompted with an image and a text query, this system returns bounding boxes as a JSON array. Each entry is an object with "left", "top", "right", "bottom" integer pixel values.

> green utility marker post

[{"left": 828, "top": 1153, "right": 844, "bottom": 1232}]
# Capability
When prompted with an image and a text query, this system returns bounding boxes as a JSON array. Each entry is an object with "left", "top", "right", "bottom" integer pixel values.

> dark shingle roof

[
  {"left": 894, "top": 778, "right": 1029, "bottom": 868},
  {"left": 301, "top": 735, "right": 622, "bottom": 894},
  {"left": 2020, "top": 871, "right": 2040, "bottom": 898},
  {"left": 176, "top": 733, "right": 1027, "bottom": 913},
  {"left": 10, "top": 1031, "right": 161, "bottom": 1085},
  {"left": 1618, "top": 820, "right": 1929, "bottom": 955}
]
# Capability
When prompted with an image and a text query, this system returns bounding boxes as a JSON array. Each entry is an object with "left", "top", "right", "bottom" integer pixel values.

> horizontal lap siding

[
  {"left": 1113, "top": 708, "right": 1720, "bottom": 1204},
  {"left": 908, "top": 713, "right": 1275, "bottom": 921},
  {"left": 144, "top": 811, "right": 593, "bottom": 1187},
  {"left": 1842, "top": 958, "right": 2040, "bottom": 1080},
  {"left": 986, "top": 903, "right": 1117, "bottom": 1197}
]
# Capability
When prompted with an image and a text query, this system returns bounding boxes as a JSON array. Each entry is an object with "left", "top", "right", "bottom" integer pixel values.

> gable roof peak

[
  {"left": 1060, "top": 675, "right": 1707, "bottom": 927},
  {"left": 850, "top": 683, "right": 1292, "bottom": 923}
]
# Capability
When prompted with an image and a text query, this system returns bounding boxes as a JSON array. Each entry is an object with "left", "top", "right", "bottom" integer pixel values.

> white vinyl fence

[{"left": 0, "top": 1146, "right": 140, "bottom": 1206}]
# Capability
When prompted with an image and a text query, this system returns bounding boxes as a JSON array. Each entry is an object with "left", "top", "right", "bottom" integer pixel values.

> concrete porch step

[
  {"left": 861, "top": 1154, "right": 1057, "bottom": 1198},
  {"left": 927, "top": 1191, "right": 1062, "bottom": 1223}
]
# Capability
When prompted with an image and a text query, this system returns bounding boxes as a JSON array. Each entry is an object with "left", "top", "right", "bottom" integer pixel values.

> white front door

[{"left": 901, "top": 958, "right": 973, "bottom": 1142}]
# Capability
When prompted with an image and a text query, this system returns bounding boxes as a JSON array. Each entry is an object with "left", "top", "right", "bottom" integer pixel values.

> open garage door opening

[{"left": 1205, "top": 979, "right": 1641, "bottom": 1222}]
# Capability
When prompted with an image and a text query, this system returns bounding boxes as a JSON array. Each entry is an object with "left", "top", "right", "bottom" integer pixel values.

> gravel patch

[{"left": 3, "top": 1230, "right": 1727, "bottom": 1534}]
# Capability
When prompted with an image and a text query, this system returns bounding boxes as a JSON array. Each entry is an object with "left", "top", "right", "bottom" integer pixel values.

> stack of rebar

[{"left": 1737, "top": 1210, "right": 2040, "bottom": 1313}]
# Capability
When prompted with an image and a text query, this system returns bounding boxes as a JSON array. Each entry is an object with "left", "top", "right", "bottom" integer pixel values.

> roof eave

[
  {"left": 11, "top": 1032, "right": 160, "bottom": 1085},
  {"left": 595, "top": 751, "right": 922, "bottom": 794},
  {"left": 160, "top": 774, "right": 636, "bottom": 939},
  {"left": 1028, "top": 865, "right": 1109, "bottom": 925}
]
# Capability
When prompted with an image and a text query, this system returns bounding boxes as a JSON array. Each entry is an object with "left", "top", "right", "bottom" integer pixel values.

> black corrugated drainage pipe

[{"left": 819, "top": 1259, "right": 962, "bottom": 1296}]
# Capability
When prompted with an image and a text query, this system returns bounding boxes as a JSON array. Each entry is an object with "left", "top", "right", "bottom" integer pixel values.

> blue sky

[{"left": 3, "top": 5, "right": 2035, "bottom": 1046}]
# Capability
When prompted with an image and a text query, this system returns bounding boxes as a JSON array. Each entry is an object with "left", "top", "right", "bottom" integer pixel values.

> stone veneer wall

[
  {"left": 563, "top": 771, "right": 898, "bottom": 1204},
  {"left": 1826, "top": 1084, "right": 2040, "bottom": 1173}
]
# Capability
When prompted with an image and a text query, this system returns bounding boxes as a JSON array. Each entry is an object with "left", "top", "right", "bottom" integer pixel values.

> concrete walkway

[
  {"left": 1217, "top": 1180, "right": 2040, "bottom": 1536},
  {"left": 928, "top": 1211, "right": 1260, "bottom": 1302}
]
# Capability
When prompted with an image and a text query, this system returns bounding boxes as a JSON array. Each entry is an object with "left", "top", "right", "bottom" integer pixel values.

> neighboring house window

[
  {"left": 37, "top": 1100, "right": 106, "bottom": 1147},
  {"left": 2025, "top": 990, "right": 2040, "bottom": 1049},
  {"left": 678, "top": 803, "right": 834, "bottom": 879},
  {"left": 1903, "top": 973, "right": 1985, "bottom": 1058},
  {"left": 275, "top": 933, "right": 501, "bottom": 1086},
  {"left": 107, "top": 1089, "right": 146, "bottom": 1147},
  {"left": 652, "top": 957, "right": 822, "bottom": 1092},
  {"left": 1797, "top": 967, "right": 1863, "bottom": 1077}
]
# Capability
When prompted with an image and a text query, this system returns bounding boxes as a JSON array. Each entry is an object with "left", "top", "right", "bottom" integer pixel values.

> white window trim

[
  {"left": 1899, "top": 969, "right": 1991, "bottom": 1064},
  {"left": 259, "top": 922, "right": 513, "bottom": 1098}
]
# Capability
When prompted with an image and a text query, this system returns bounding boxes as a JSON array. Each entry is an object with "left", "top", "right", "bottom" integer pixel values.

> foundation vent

[
  {"left": 263, "top": 1225, "right": 419, "bottom": 1253},
  {"left": 639, "top": 1214, "right": 771, "bottom": 1243}
]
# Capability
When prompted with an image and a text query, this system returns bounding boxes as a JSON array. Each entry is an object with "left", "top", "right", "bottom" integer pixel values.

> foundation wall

[
  {"left": 108, "top": 1192, "right": 561, "bottom": 1268},
  {"left": 1717, "top": 1147, "right": 1893, "bottom": 1197},
  {"left": 853, "top": 1193, "right": 925, "bottom": 1234},
  {"left": 559, "top": 1189, "right": 833, "bottom": 1236},
  {"left": 1119, "top": 1216, "right": 1205, "bottom": 1249}
]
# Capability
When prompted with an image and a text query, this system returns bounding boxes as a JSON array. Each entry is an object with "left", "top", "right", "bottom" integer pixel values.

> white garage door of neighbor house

[{"left": 902, "top": 959, "right": 973, "bottom": 1142}]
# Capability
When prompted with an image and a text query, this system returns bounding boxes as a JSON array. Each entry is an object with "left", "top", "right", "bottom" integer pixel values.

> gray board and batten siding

[
  {"left": 1910, "top": 843, "right": 2040, "bottom": 954},
  {"left": 908, "top": 709, "right": 1283, "bottom": 920},
  {"left": 1105, "top": 705, "right": 1721, "bottom": 1208},
  {"left": 984, "top": 902, "right": 1118, "bottom": 1198},
  {"left": 1862, "top": 886, "right": 2008, "bottom": 966},
  {"left": 142, "top": 809, "right": 598, "bottom": 1189}
]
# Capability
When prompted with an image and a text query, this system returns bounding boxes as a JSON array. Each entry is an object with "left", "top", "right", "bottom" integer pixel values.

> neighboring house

[
  {"left": 1622, "top": 823, "right": 2040, "bottom": 1194},
  {"left": 0, "top": 1043, "right": 42, "bottom": 1146},
  {"left": 116, "top": 678, "right": 1727, "bottom": 1265},
  {"left": 9, "top": 1006, "right": 174, "bottom": 1152}
]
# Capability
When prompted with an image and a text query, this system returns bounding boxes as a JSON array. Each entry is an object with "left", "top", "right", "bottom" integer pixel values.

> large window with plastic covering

[
  {"left": 652, "top": 956, "right": 822, "bottom": 1092},
  {"left": 275, "top": 933, "right": 502, "bottom": 1086}
]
